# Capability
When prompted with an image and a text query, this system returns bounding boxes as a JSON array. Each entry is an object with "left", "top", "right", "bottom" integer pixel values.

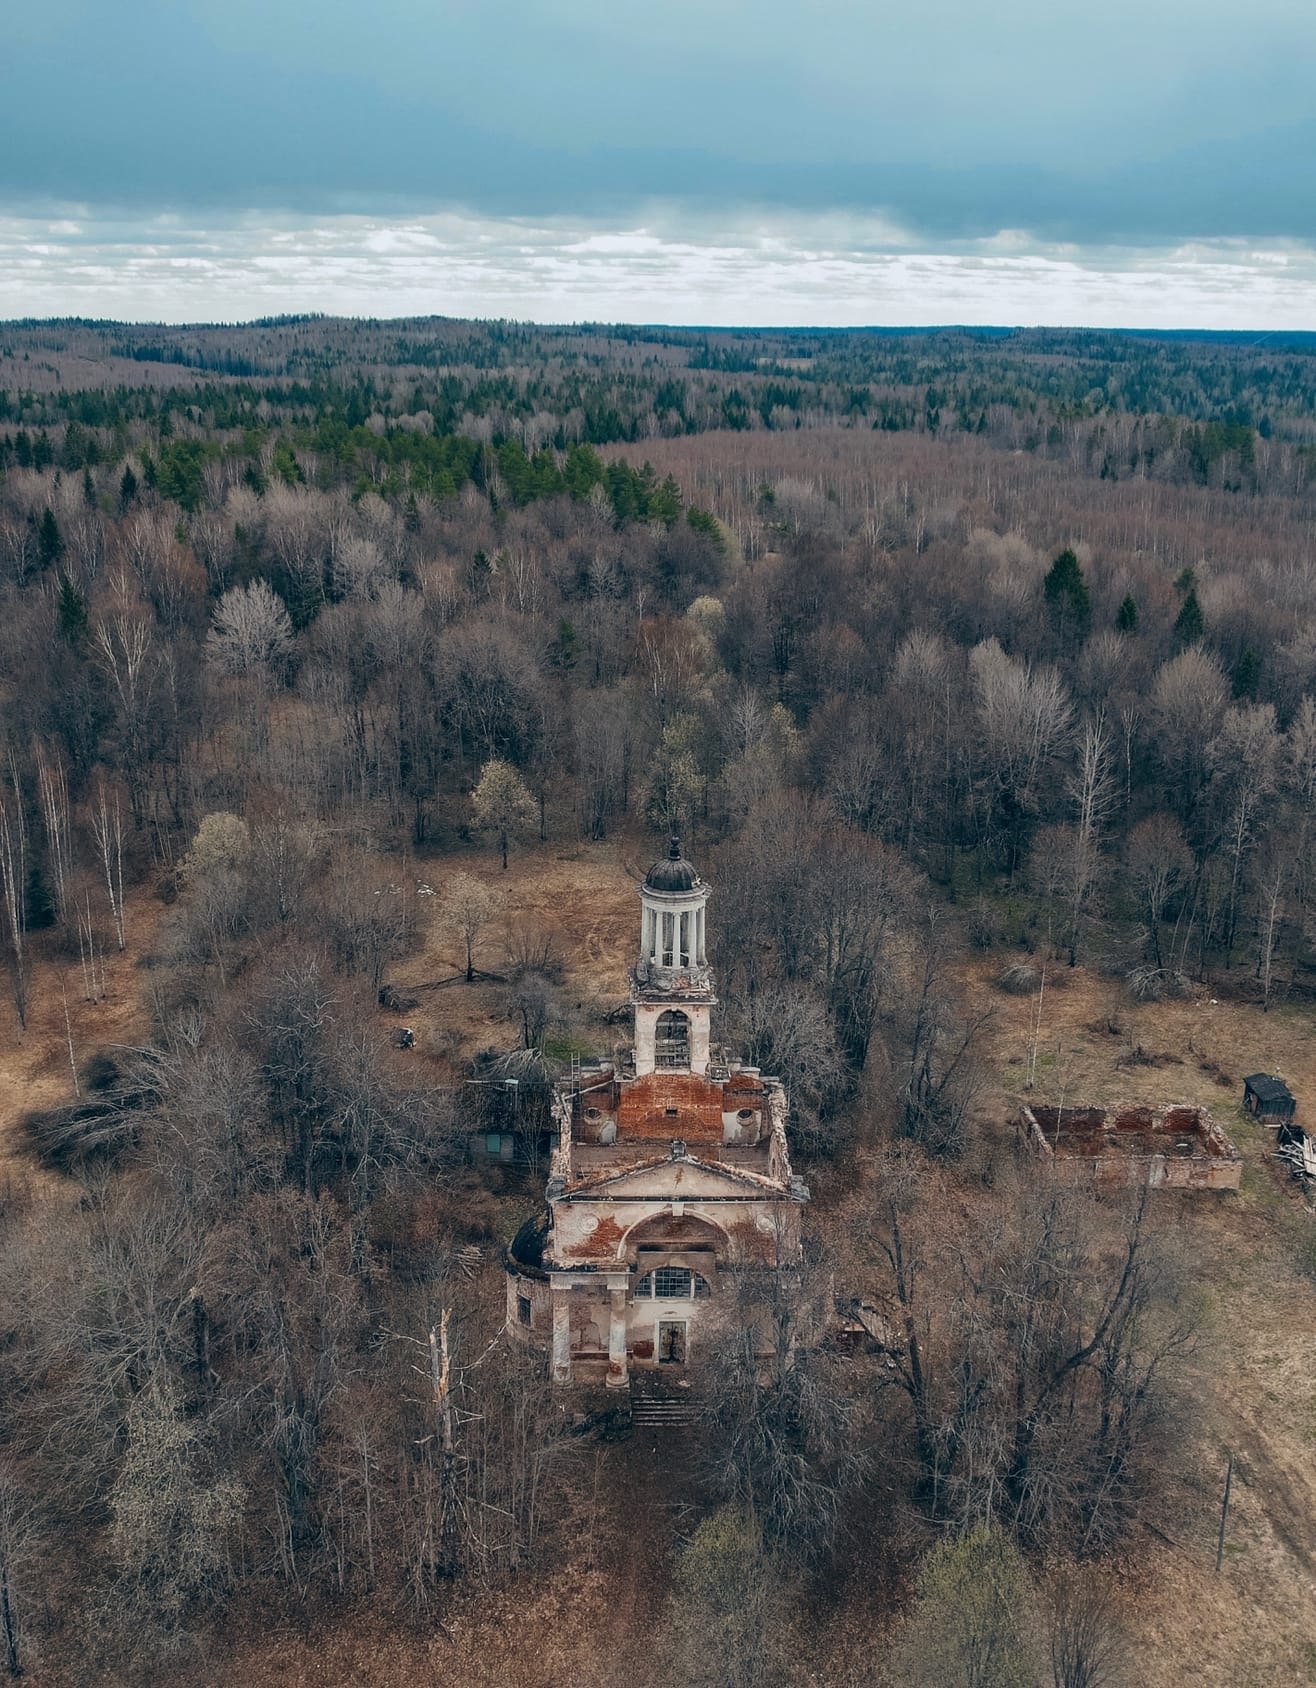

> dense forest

[{"left": 0, "top": 317, "right": 1314, "bottom": 1684}]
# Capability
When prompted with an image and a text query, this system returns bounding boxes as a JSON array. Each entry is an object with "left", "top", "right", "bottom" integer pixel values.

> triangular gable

[{"left": 565, "top": 1155, "right": 782, "bottom": 1201}]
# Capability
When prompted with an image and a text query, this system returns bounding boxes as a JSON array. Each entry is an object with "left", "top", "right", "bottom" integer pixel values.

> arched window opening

[
  {"left": 634, "top": 1268, "right": 712, "bottom": 1300},
  {"left": 655, "top": 1009, "right": 690, "bottom": 1069}
]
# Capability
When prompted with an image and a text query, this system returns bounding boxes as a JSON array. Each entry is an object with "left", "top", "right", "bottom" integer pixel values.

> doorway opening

[{"left": 658, "top": 1320, "right": 687, "bottom": 1364}]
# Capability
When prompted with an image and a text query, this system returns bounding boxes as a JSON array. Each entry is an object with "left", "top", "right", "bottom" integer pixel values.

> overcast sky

[{"left": 3, "top": 0, "right": 1313, "bottom": 327}]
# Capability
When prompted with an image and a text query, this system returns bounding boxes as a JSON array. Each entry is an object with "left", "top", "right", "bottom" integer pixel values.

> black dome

[{"left": 645, "top": 836, "right": 699, "bottom": 893}]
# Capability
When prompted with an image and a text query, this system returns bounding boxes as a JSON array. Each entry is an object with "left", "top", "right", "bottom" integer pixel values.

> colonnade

[
  {"left": 641, "top": 902, "right": 706, "bottom": 969},
  {"left": 550, "top": 1280, "right": 631, "bottom": 1387}
]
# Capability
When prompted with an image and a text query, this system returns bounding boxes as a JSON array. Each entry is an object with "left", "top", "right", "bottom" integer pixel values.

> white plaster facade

[{"left": 506, "top": 840, "right": 807, "bottom": 1387}]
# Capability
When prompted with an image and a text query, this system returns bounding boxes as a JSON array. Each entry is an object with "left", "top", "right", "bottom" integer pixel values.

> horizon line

[{"left": 5, "top": 314, "right": 1316, "bottom": 345}]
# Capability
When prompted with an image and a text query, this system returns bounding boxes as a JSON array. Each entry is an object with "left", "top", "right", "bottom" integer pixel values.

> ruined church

[{"left": 505, "top": 840, "right": 808, "bottom": 1386}]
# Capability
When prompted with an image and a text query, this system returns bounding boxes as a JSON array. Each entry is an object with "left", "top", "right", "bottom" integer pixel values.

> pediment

[{"left": 566, "top": 1155, "right": 778, "bottom": 1201}]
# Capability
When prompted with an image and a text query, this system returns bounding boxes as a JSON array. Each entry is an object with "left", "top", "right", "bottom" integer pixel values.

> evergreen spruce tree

[
  {"left": 57, "top": 575, "right": 88, "bottom": 645},
  {"left": 1043, "top": 547, "right": 1091, "bottom": 644},
  {"left": 1173, "top": 586, "right": 1205, "bottom": 645},
  {"left": 1115, "top": 593, "right": 1139, "bottom": 633},
  {"left": 1232, "top": 647, "right": 1261, "bottom": 699},
  {"left": 37, "top": 509, "right": 63, "bottom": 570}
]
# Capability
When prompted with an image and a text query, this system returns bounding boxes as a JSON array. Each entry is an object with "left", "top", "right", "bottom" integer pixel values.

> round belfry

[{"left": 633, "top": 838, "right": 714, "bottom": 1075}]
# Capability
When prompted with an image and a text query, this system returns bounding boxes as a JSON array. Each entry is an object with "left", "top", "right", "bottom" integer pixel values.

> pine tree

[
  {"left": 1115, "top": 593, "right": 1139, "bottom": 633},
  {"left": 650, "top": 473, "right": 683, "bottom": 527},
  {"left": 550, "top": 618, "right": 578, "bottom": 673},
  {"left": 119, "top": 463, "right": 138, "bottom": 510}
]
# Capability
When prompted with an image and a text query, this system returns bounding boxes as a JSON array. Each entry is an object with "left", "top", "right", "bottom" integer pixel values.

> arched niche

[
  {"left": 622, "top": 1210, "right": 728, "bottom": 1263},
  {"left": 654, "top": 1008, "right": 691, "bottom": 1069}
]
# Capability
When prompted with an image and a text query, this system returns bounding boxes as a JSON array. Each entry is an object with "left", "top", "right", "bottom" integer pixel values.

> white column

[
  {"left": 663, "top": 912, "right": 673, "bottom": 965},
  {"left": 551, "top": 1291, "right": 571, "bottom": 1385},
  {"left": 697, "top": 907, "right": 706, "bottom": 965},
  {"left": 607, "top": 1286, "right": 628, "bottom": 1389}
]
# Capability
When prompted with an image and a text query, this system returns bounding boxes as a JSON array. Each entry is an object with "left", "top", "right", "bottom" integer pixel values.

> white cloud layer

[{"left": 3, "top": 210, "right": 1315, "bottom": 329}]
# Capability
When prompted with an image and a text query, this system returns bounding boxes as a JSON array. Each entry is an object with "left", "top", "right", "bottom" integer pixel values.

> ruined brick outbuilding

[{"left": 506, "top": 840, "right": 807, "bottom": 1386}]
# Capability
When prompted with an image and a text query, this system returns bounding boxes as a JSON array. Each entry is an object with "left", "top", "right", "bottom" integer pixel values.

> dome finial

[{"left": 668, "top": 835, "right": 682, "bottom": 859}]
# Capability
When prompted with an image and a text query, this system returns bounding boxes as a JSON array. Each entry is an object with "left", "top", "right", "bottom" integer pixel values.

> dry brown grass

[
  {"left": 0, "top": 894, "right": 165, "bottom": 1197},
  {"left": 964, "top": 955, "right": 1316, "bottom": 1688},
  {"left": 964, "top": 953, "right": 1316, "bottom": 1123},
  {"left": 381, "top": 836, "right": 642, "bottom": 1075}
]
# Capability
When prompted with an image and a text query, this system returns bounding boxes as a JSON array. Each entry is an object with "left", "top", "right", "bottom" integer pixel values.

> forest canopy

[{"left": 0, "top": 315, "right": 1314, "bottom": 1682}]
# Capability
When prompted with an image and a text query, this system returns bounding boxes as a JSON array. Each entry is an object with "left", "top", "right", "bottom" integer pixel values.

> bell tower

[{"left": 632, "top": 838, "right": 714, "bottom": 1076}]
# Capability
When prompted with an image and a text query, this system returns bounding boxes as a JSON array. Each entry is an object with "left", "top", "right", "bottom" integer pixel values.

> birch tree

[
  {"left": 34, "top": 743, "right": 73, "bottom": 926},
  {"left": 0, "top": 779, "right": 28, "bottom": 1029},
  {"left": 1062, "top": 713, "right": 1115, "bottom": 964},
  {"left": 91, "top": 778, "right": 127, "bottom": 951}
]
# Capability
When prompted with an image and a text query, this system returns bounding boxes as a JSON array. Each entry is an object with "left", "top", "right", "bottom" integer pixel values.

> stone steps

[{"left": 629, "top": 1374, "right": 700, "bottom": 1427}]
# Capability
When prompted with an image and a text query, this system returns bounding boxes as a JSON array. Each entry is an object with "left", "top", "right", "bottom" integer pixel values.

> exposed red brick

[
  {"left": 615, "top": 1071, "right": 726, "bottom": 1140},
  {"left": 566, "top": 1215, "right": 626, "bottom": 1259}
]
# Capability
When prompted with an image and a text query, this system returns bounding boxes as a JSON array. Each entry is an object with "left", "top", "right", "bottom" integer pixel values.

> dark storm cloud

[{"left": 3, "top": 0, "right": 1314, "bottom": 245}]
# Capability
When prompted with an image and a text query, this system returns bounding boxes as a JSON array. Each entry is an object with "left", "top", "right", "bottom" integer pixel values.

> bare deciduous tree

[
  {"left": 206, "top": 580, "right": 294, "bottom": 678},
  {"left": 700, "top": 1244, "right": 862, "bottom": 1567},
  {"left": 445, "top": 872, "right": 499, "bottom": 982},
  {"left": 471, "top": 759, "right": 536, "bottom": 870},
  {"left": 1125, "top": 813, "right": 1193, "bottom": 976},
  {"left": 91, "top": 779, "right": 127, "bottom": 951},
  {"left": 0, "top": 767, "right": 29, "bottom": 1030}
]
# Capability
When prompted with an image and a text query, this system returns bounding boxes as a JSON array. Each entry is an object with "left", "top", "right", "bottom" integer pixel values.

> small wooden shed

[{"left": 1243, "top": 1073, "right": 1296, "bottom": 1123}]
